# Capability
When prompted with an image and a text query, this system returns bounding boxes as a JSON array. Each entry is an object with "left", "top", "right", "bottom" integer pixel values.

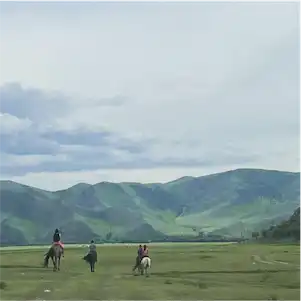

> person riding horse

[
  {"left": 44, "top": 229, "right": 64, "bottom": 266},
  {"left": 83, "top": 240, "right": 98, "bottom": 272},
  {"left": 140, "top": 245, "right": 151, "bottom": 276},
  {"left": 53, "top": 229, "right": 64, "bottom": 255},
  {"left": 132, "top": 244, "right": 143, "bottom": 272},
  {"left": 141, "top": 244, "right": 149, "bottom": 259}
]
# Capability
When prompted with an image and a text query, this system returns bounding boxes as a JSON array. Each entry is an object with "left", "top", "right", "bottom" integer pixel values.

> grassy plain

[{"left": 0, "top": 242, "right": 299, "bottom": 300}]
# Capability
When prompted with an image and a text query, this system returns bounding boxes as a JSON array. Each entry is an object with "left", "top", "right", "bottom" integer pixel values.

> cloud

[
  {"left": 0, "top": 113, "right": 32, "bottom": 134},
  {"left": 0, "top": 2, "right": 299, "bottom": 189},
  {"left": 0, "top": 83, "right": 269, "bottom": 177},
  {"left": 0, "top": 82, "right": 139, "bottom": 157},
  {"left": 0, "top": 83, "right": 72, "bottom": 122}
]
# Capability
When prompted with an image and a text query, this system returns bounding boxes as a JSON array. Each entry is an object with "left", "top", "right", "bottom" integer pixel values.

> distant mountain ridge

[{"left": 0, "top": 168, "right": 299, "bottom": 245}]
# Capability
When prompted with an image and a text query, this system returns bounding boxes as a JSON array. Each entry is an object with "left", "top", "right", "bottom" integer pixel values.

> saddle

[{"left": 141, "top": 255, "right": 149, "bottom": 262}]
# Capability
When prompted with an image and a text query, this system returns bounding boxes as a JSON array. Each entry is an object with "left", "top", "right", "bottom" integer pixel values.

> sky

[{"left": 0, "top": 1, "right": 300, "bottom": 191}]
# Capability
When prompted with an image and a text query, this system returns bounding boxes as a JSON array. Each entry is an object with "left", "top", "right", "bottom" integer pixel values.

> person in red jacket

[{"left": 52, "top": 228, "right": 64, "bottom": 256}]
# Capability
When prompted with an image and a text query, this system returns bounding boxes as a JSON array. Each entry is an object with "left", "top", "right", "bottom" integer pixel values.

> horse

[
  {"left": 44, "top": 244, "right": 63, "bottom": 272},
  {"left": 139, "top": 257, "right": 151, "bottom": 276},
  {"left": 83, "top": 251, "right": 98, "bottom": 272},
  {"left": 132, "top": 255, "right": 141, "bottom": 272}
]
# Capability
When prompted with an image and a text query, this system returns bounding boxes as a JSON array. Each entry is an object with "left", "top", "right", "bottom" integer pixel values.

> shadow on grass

[
  {"left": 199, "top": 255, "right": 214, "bottom": 259},
  {"left": 152, "top": 269, "right": 299, "bottom": 277},
  {"left": 0, "top": 249, "right": 45, "bottom": 255},
  {"left": 279, "top": 283, "right": 300, "bottom": 289},
  {"left": 0, "top": 264, "right": 43, "bottom": 269},
  {"left": 0, "top": 281, "right": 7, "bottom": 290},
  {"left": 199, "top": 250, "right": 224, "bottom": 253},
  {"left": 164, "top": 278, "right": 208, "bottom": 289}
]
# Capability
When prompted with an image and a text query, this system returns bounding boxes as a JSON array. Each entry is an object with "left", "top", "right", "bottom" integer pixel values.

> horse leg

[
  {"left": 51, "top": 256, "right": 54, "bottom": 267},
  {"left": 52, "top": 257, "right": 56, "bottom": 272},
  {"left": 44, "top": 251, "right": 49, "bottom": 267},
  {"left": 54, "top": 254, "right": 59, "bottom": 272},
  {"left": 133, "top": 256, "right": 139, "bottom": 272},
  {"left": 55, "top": 257, "right": 58, "bottom": 271},
  {"left": 91, "top": 261, "right": 95, "bottom": 272},
  {"left": 58, "top": 256, "right": 61, "bottom": 271}
]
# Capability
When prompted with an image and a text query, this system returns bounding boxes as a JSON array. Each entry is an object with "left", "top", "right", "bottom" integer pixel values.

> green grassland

[{"left": 0, "top": 243, "right": 299, "bottom": 300}]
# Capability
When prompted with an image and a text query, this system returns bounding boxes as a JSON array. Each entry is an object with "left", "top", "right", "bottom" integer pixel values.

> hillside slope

[
  {"left": 167, "top": 169, "right": 300, "bottom": 236},
  {"left": 262, "top": 207, "right": 300, "bottom": 241},
  {"left": 0, "top": 169, "right": 299, "bottom": 245}
]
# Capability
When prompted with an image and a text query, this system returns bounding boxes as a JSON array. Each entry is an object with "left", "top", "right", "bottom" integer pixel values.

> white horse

[{"left": 139, "top": 257, "right": 151, "bottom": 276}]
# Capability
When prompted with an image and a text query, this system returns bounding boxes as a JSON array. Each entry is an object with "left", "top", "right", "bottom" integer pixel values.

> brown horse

[{"left": 44, "top": 244, "right": 63, "bottom": 271}]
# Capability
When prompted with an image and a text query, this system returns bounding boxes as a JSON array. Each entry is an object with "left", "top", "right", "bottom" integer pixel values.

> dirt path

[
  {"left": 252, "top": 255, "right": 274, "bottom": 265},
  {"left": 252, "top": 255, "right": 300, "bottom": 268}
]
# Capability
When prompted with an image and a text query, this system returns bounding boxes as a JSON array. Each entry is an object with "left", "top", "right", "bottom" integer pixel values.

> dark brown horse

[{"left": 83, "top": 251, "right": 97, "bottom": 272}]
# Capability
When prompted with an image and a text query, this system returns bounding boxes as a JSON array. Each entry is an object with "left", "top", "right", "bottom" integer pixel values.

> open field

[{"left": 0, "top": 243, "right": 299, "bottom": 300}]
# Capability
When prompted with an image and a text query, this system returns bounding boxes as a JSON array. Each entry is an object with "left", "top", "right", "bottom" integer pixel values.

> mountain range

[{"left": 0, "top": 168, "right": 299, "bottom": 245}]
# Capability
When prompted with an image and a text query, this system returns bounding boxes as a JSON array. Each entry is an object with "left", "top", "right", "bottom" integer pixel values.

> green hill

[
  {"left": 0, "top": 169, "right": 299, "bottom": 245},
  {"left": 261, "top": 207, "right": 300, "bottom": 241}
]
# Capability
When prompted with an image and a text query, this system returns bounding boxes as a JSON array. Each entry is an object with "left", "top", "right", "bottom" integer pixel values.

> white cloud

[
  {"left": 0, "top": 113, "right": 32, "bottom": 134},
  {"left": 0, "top": 2, "right": 299, "bottom": 189}
]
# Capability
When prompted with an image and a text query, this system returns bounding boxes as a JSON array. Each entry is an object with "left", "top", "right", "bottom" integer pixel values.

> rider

[
  {"left": 138, "top": 244, "right": 143, "bottom": 257},
  {"left": 88, "top": 240, "right": 97, "bottom": 256},
  {"left": 44, "top": 228, "right": 64, "bottom": 267},
  {"left": 83, "top": 240, "right": 98, "bottom": 272},
  {"left": 53, "top": 228, "right": 64, "bottom": 257},
  {"left": 132, "top": 244, "right": 143, "bottom": 272},
  {"left": 141, "top": 244, "right": 149, "bottom": 259}
]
